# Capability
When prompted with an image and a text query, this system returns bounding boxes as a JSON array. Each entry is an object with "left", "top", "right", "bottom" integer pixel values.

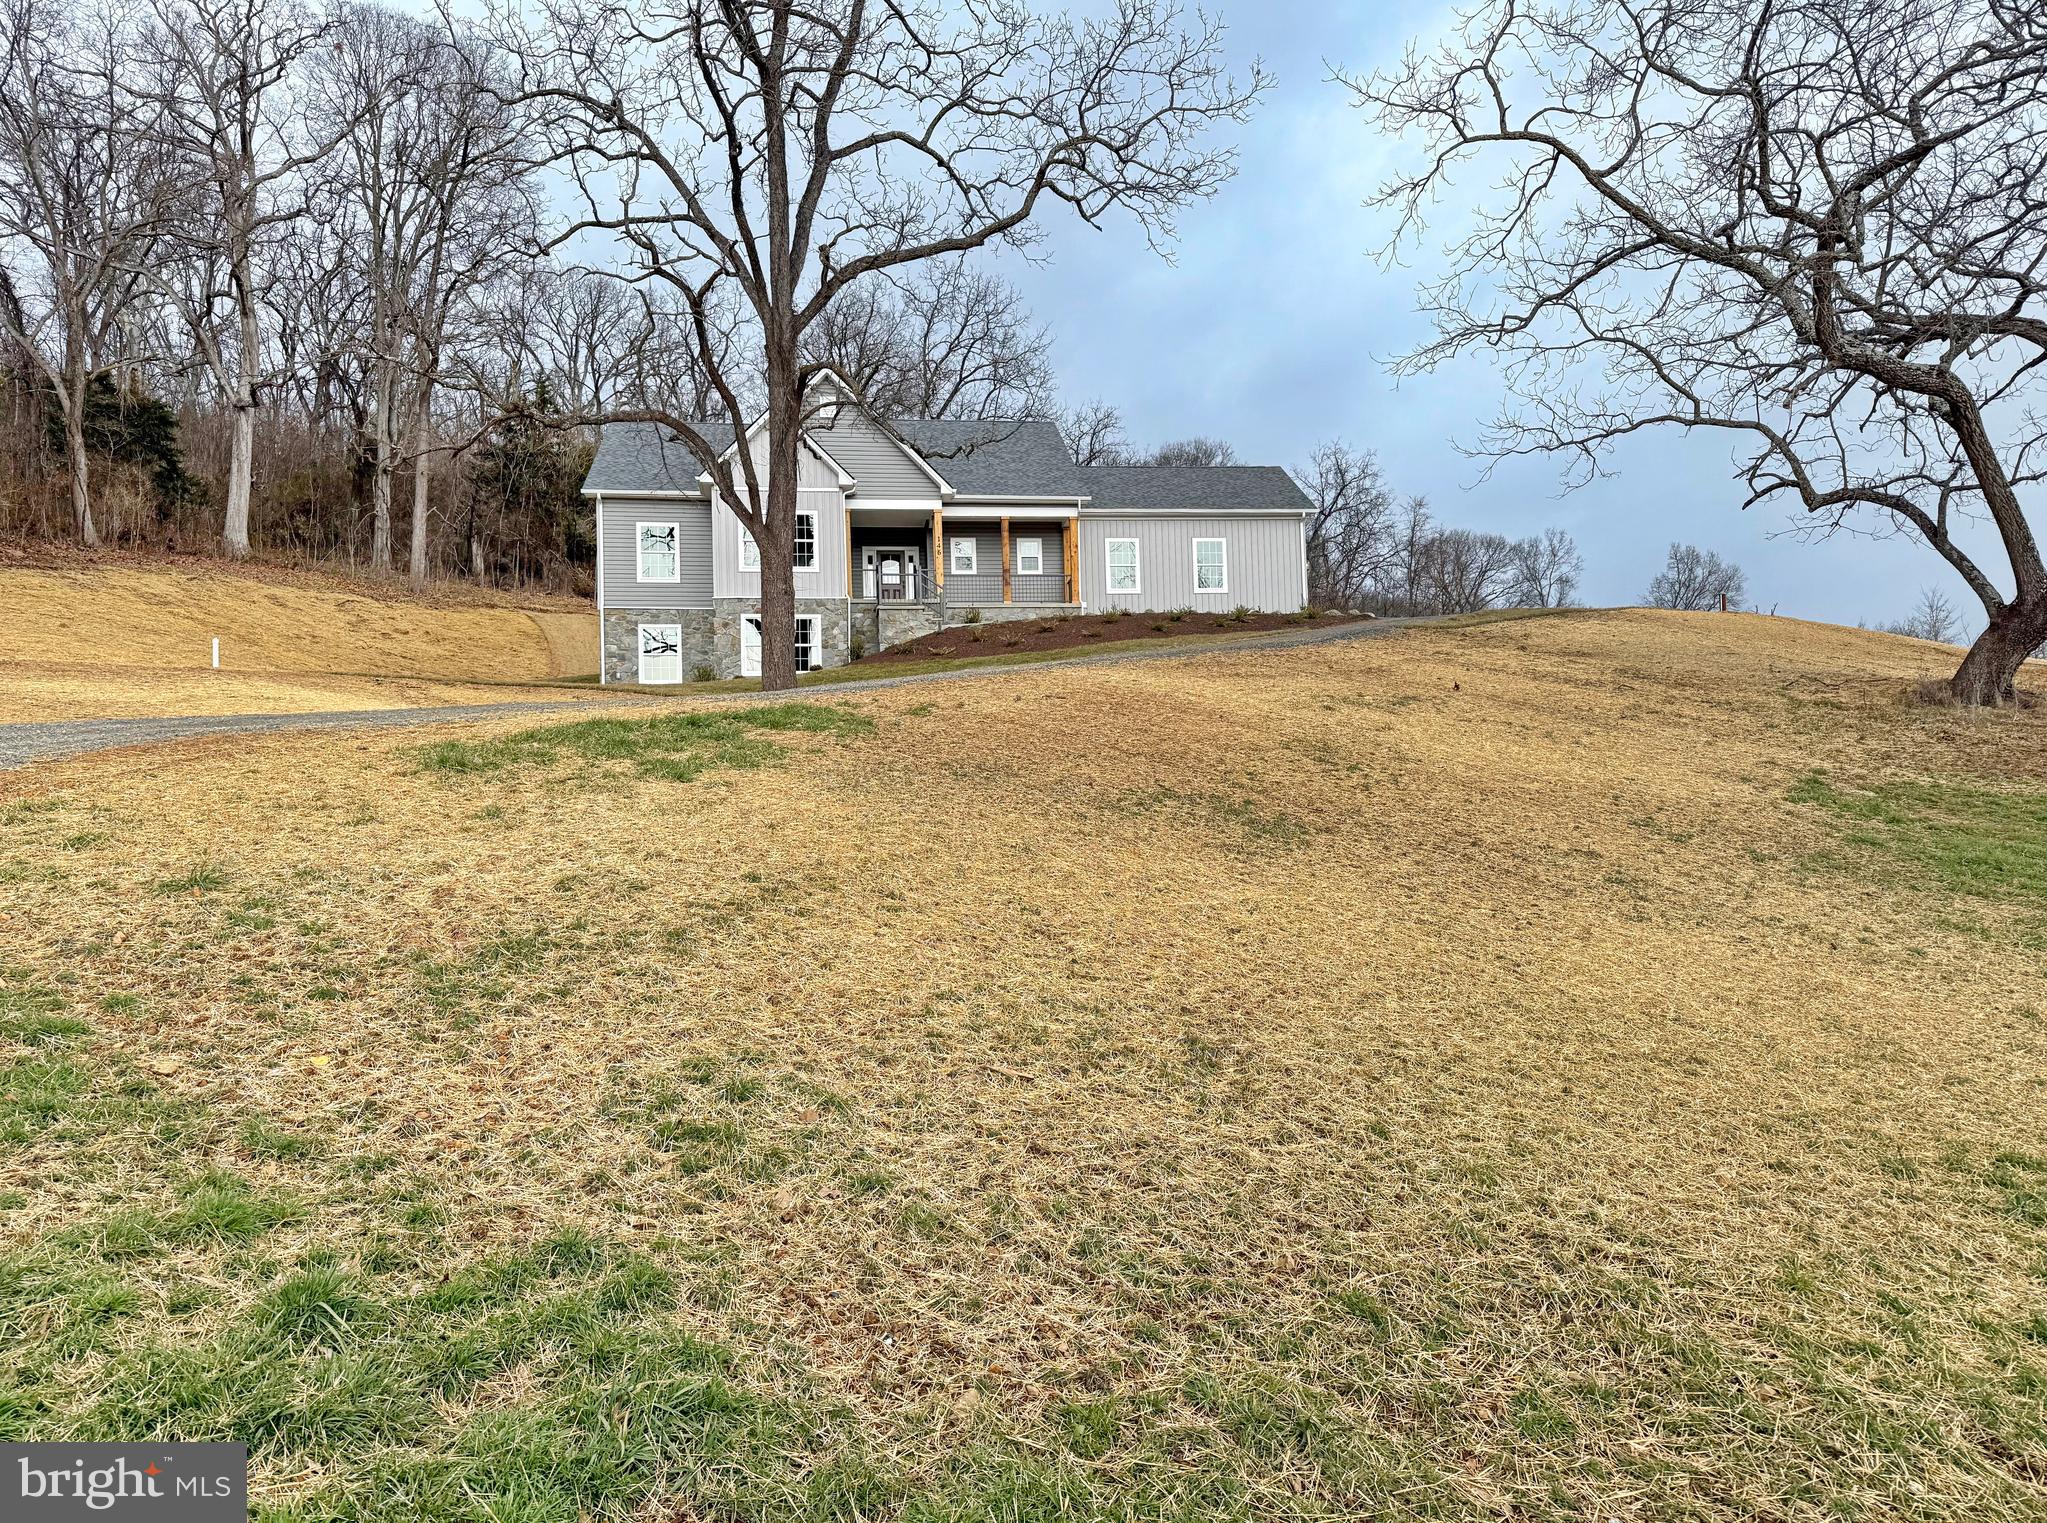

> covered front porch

[{"left": 845, "top": 508, "right": 1078, "bottom": 609}]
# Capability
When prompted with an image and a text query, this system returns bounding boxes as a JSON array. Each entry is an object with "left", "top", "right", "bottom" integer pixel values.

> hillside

[
  {"left": 0, "top": 559, "right": 598, "bottom": 721},
  {"left": 0, "top": 609, "right": 2042, "bottom": 1521}
]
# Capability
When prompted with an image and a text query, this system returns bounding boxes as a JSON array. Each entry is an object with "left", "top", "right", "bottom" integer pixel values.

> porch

[{"left": 846, "top": 511, "right": 1078, "bottom": 609}]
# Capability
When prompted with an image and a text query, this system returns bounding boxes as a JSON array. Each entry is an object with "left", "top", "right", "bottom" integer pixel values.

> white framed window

[
  {"left": 1105, "top": 537, "right": 1139, "bottom": 594},
  {"left": 738, "top": 512, "right": 816, "bottom": 570},
  {"left": 637, "top": 623, "right": 682, "bottom": 684},
  {"left": 637, "top": 522, "right": 679, "bottom": 583},
  {"left": 950, "top": 535, "right": 978, "bottom": 575},
  {"left": 1015, "top": 537, "right": 1044, "bottom": 576},
  {"left": 1194, "top": 537, "right": 1227, "bottom": 593},
  {"left": 741, "top": 613, "right": 822, "bottom": 677}
]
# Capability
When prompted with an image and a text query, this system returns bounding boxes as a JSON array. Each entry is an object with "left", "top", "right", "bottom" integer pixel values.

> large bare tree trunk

[
  {"left": 220, "top": 277, "right": 260, "bottom": 558},
  {"left": 1951, "top": 597, "right": 2047, "bottom": 706},
  {"left": 408, "top": 384, "right": 433, "bottom": 587},
  {"left": 222, "top": 394, "right": 254, "bottom": 557},
  {"left": 369, "top": 367, "right": 393, "bottom": 569},
  {"left": 65, "top": 415, "right": 96, "bottom": 547}
]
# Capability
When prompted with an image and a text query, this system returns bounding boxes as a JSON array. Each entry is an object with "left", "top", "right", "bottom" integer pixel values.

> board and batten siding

[
  {"left": 598, "top": 496, "right": 713, "bottom": 609},
  {"left": 1076, "top": 514, "right": 1306, "bottom": 613},
  {"left": 711, "top": 430, "right": 848, "bottom": 600}
]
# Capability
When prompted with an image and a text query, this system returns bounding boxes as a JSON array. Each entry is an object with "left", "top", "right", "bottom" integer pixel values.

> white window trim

[
  {"left": 743, "top": 612, "right": 824, "bottom": 676},
  {"left": 738, "top": 511, "right": 818, "bottom": 570},
  {"left": 1015, "top": 537, "right": 1044, "bottom": 576},
  {"left": 636, "top": 521, "right": 680, "bottom": 584},
  {"left": 1193, "top": 537, "right": 1227, "bottom": 594},
  {"left": 1105, "top": 537, "right": 1140, "bottom": 595},
  {"left": 637, "top": 622, "right": 683, "bottom": 684},
  {"left": 950, "top": 535, "right": 978, "bottom": 575}
]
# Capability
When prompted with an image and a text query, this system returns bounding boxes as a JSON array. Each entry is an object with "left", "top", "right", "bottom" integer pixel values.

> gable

[{"left": 807, "top": 407, "right": 946, "bottom": 499}]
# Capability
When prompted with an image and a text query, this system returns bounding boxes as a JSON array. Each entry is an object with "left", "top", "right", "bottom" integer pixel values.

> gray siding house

[{"left": 584, "top": 378, "right": 1311, "bottom": 683}]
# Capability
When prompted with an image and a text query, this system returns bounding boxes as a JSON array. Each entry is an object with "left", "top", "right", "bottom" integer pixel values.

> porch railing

[{"left": 861, "top": 563, "right": 942, "bottom": 603}]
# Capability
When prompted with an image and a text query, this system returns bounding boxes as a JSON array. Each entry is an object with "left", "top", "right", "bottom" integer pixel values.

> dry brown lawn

[
  {"left": 1, "top": 608, "right": 2043, "bottom": 1522},
  {"left": 0, "top": 564, "right": 597, "bottom": 698}
]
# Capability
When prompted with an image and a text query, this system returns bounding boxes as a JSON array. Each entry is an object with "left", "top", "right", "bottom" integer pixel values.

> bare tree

[
  {"left": 1510, "top": 526, "right": 1583, "bottom": 609},
  {"left": 133, "top": 0, "right": 355, "bottom": 558},
  {"left": 321, "top": 3, "right": 530, "bottom": 581},
  {"left": 1296, "top": 440, "right": 1397, "bottom": 608},
  {"left": 1059, "top": 399, "right": 1127, "bottom": 467},
  {"left": 810, "top": 259, "right": 1053, "bottom": 420},
  {"left": 1415, "top": 527, "right": 1520, "bottom": 614},
  {"left": 482, "top": 0, "right": 1263, "bottom": 689},
  {"left": 1646, "top": 543, "right": 1746, "bottom": 612},
  {"left": 1353, "top": 0, "right": 2047, "bottom": 704},
  {"left": 1885, "top": 586, "right": 1963, "bottom": 645},
  {"left": 1136, "top": 435, "right": 1237, "bottom": 467},
  {"left": 0, "top": 0, "right": 176, "bottom": 544}
]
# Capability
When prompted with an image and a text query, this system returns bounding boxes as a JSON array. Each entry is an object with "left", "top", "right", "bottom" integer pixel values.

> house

[{"left": 581, "top": 379, "right": 1312, "bottom": 683}]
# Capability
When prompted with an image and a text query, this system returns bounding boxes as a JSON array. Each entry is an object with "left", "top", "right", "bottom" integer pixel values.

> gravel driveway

[{"left": 0, "top": 617, "right": 1405, "bottom": 771}]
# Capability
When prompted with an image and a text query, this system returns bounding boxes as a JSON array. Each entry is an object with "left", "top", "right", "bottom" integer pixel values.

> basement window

[
  {"left": 794, "top": 614, "right": 821, "bottom": 673},
  {"left": 638, "top": 623, "right": 682, "bottom": 684}
]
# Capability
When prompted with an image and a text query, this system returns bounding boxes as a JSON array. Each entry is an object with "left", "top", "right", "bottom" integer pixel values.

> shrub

[
  {"left": 849, "top": 636, "right": 866, "bottom": 662},
  {"left": 1227, "top": 604, "right": 1254, "bottom": 622},
  {"left": 1167, "top": 608, "right": 1189, "bottom": 621},
  {"left": 962, "top": 607, "right": 983, "bottom": 625},
  {"left": 691, "top": 665, "right": 716, "bottom": 684}
]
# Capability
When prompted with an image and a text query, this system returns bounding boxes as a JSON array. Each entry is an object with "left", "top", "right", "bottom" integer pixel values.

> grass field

[
  {"left": 2, "top": 609, "right": 2044, "bottom": 1520},
  {"left": 0, "top": 564, "right": 600, "bottom": 722}
]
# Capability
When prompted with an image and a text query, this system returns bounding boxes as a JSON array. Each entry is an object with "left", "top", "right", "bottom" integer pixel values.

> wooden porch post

[
  {"left": 1063, "top": 521, "right": 1077, "bottom": 605},
  {"left": 932, "top": 507, "right": 944, "bottom": 593},
  {"left": 1000, "top": 517, "right": 1012, "bottom": 604}
]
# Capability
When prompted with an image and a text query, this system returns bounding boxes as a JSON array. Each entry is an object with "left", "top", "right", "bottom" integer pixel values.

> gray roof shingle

[
  {"left": 582, "top": 416, "right": 1310, "bottom": 514},
  {"left": 1075, "top": 465, "right": 1312, "bottom": 514}
]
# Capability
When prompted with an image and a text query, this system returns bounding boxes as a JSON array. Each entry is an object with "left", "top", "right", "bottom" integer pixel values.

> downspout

[{"left": 594, "top": 491, "right": 606, "bottom": 685}]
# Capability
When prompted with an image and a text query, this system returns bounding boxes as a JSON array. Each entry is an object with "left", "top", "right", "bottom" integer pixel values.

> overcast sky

[{"left": 985, "top": 0, "right": 1980, "bottom": 629}]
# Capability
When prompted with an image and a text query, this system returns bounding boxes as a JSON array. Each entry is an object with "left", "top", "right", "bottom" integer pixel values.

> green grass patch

[
  {"left": 413, "top": 703, "right": 872, "bottom": 781},
  {"left": 1790, "top": 772, "right": 2047, "bottom": 910}
]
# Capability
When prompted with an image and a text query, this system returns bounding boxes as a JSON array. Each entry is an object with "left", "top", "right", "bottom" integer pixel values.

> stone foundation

[
  {"left": 604, "top": 602, "right": 852, "bottom": 681},
  {"left": 877, "top": 603, "right": 941, "bottom": 651},
  {"left": 602, "top": 608, "right": 716, "bottom": 684},
  {"left": 712, "top": 598, "right": 851, "bottom": 678},
  {"left": 943, "top": 603, "right": 1082, "bottom": 629}
]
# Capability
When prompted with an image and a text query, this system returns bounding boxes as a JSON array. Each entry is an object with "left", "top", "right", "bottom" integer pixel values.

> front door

[
  {"left": 861, "top": 545, "right": 921, "bottom": 600},
  {"left": 740, "top": 615, "right": 762, "bottom": 677}
]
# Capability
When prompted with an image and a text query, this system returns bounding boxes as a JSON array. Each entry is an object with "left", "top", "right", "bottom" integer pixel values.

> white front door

[{"left": 740, "top": 615, "right": 762, "bottom": 677}]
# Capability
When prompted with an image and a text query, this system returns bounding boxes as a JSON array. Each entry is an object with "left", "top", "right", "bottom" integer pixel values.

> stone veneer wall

[
  {"left": 942, "top": 603, "right": 1080, "bottom": 629},
  {"left": 711, "top": 599, "right": 851, "bottom": 677},
  {"left": 602, "top": 608, "right": 716, "bottom": 684},
  {"left": 876, "top": 603, "right": 941, "bottom": 651}
]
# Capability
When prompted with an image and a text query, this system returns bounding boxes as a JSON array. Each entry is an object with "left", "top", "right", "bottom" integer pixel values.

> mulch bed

[{"left": 857, "top": 607, "right": 1368, "bottom": 663}]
